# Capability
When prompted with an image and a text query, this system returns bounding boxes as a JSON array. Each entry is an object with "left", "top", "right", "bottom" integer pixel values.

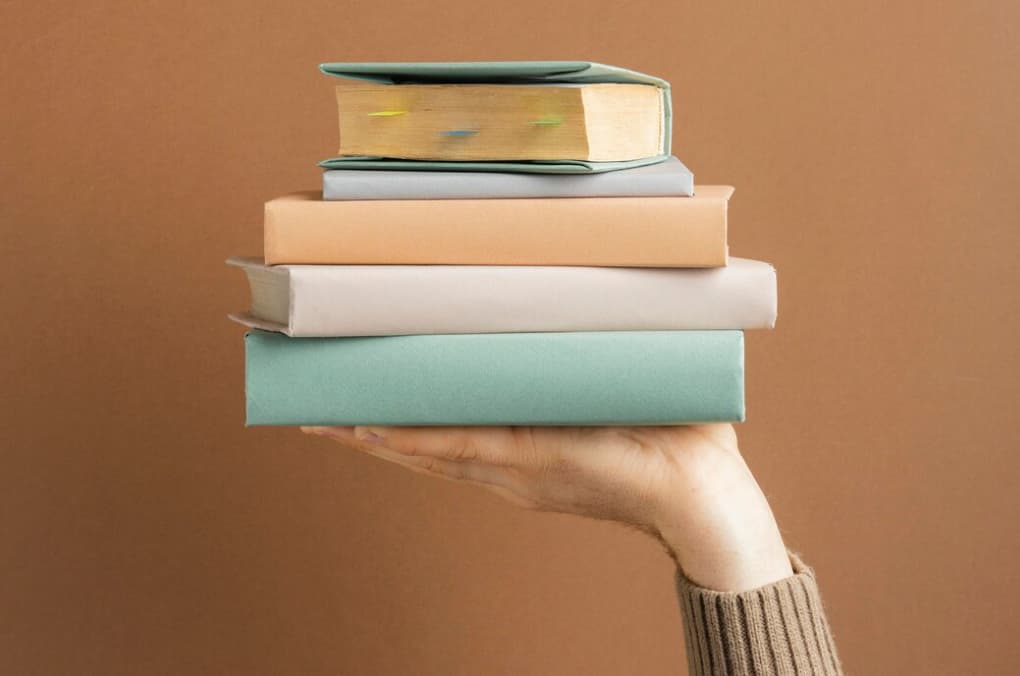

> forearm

[{"left": 675, "top": 553, "right": 843, "bottom": 676}]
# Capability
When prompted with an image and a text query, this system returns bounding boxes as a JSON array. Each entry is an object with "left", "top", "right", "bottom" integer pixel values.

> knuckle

[
  {"left": 447, "top": 435, "right": 476, "bottom": 461},
  {"left": 508, "top": 427, "right": 542, "bottom": 467}
]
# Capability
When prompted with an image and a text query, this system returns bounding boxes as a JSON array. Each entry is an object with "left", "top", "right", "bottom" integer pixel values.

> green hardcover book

[
  {"left": 318, "top": 61, "right": 672, "bottom": 174},
  {"left": 244, "top": 330, "right": 744, "bottom": 426}
]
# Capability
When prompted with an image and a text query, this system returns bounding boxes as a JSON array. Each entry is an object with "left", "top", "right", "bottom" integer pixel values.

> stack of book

[{"left": 229, "top": 61, "right": 777, "bottom": 426}]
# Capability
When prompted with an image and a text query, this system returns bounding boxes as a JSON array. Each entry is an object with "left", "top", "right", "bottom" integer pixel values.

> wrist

[
  {"left": 649, "top": 446, "right": 793, "bottom": 591},
  {"left": 658, "top": 524, "right": 793, "bottom": 592}
]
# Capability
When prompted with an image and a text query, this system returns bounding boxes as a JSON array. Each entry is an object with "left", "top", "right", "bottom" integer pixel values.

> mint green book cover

[
  {"left": 318, "top": 61, "right": 672, "bottom": 174},
  {"left": 245, "top": 330, "right": 744, "bottom": 426}
]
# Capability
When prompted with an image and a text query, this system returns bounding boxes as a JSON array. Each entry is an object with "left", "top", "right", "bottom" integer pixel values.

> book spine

[
  {"left": 287, "top": 260, "right": 776, "bottom": 336},
  {"left": 264, "top": 193, "right": 729, "bottom": 267},
  {"left": 244, "top": 330, "right": 745, "bottom": 426}
]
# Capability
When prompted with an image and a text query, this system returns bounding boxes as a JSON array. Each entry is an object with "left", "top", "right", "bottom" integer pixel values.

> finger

[
  {"left": 302, "top": 426, "right": 356, "bottom": 439},
  {"left": 366, "top": 447, "right": 537, "bottom": 508},
  {"left": 479, "top": 483, "right": 538, "bottom": 510},
  {"left": 307, "top": 425, "right": 495, "bottom": 465},
  {"left": 306, "top": 427, "right": 538, "bottom": 507},
  {"left": 353, "top": 426, "right": 518, "bottom": 464},
  {"left": 304, "top": 426, "right": 510, "bottom": 486},
  {"left": 363, "top": 445, "right": 513, "bottom": 488}
]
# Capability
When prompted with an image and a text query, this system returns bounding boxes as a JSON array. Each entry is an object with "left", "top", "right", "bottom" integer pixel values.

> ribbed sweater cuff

[{"left": 675, "top": 554, "right": 842, "bottom": 676}]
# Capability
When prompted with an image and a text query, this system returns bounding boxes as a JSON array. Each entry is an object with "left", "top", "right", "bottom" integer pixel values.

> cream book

[{"left": 227, "top": 257, "right": 776, "bottom": 337}]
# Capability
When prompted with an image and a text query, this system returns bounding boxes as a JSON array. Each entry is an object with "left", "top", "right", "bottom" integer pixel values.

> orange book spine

[{"left": 263, "top": 187, "right": 732, "bottom": 267}]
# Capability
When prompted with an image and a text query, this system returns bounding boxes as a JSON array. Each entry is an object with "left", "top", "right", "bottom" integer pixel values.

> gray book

[{"left": 321, "top": 156, "right": 694, "bottom": 200}]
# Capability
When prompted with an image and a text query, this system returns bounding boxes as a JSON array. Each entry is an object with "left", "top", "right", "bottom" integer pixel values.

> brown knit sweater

[{"left": 676, "top": 555, "right": 842, "bottom": 675}]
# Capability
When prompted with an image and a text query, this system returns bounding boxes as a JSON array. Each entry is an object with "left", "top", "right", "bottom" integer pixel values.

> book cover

[
  {"left": 264, "top": 187, "right": 733, "bottom": 267},
  {"left": 321, "top": 157, "right": 694, "bottom": 200},
  {"left": 227, "top": 256, "right": 776, "bottom": 337},
  {"left": 244, "top": 330, "right": 745, "bottom": 426}
]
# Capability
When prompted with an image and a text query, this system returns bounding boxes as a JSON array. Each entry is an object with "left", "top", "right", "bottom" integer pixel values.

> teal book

[
  {"left": 318, "top": 61, "right": 672, "bottom": 174},
  {"left": 245, "top": 330, "right": 744, "bottom": 426}
]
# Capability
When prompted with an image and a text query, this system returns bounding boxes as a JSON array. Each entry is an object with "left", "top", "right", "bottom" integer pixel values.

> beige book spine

[{"left": 263, "top": 187, "right": 732, "bottom": 267}]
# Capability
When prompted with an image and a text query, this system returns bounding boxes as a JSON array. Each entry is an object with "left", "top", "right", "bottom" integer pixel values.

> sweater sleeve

[{"left": 675, "top": 553, "right": 842, "bottom": 676}]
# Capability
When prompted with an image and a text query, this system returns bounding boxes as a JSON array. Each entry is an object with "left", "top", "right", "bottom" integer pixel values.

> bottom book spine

[{"left": 244, "top": 330, "right": 745, "bottom": 426}]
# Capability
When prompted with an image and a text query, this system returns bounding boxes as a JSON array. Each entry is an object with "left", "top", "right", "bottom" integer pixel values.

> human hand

[{"left": 302, "top": 424, "right": 793, "bottom": 592}]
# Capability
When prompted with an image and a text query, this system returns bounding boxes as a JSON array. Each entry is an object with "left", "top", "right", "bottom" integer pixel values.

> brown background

[{"left": 2, "top": 1, "right": 1018, "bottom": 674}]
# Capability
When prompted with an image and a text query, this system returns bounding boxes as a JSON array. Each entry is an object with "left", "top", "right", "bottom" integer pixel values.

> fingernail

[
  {"left": 355, "top": 426, "right": 385, "bottom": 444},
  {"left": 301, "top": 426, "right": 327, "bottom": 436}
]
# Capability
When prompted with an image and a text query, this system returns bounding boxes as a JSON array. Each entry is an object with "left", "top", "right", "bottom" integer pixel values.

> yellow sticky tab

[{"left": 530, "top": 116, "right": 564, "bottom": 126}]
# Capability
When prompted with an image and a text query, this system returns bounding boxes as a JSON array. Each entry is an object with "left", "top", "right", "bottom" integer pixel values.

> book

[
  {"left": 263, "top": 187, "right": 733, "bottom": 266},
  {"left": 319, "top": 61, "right": 671, "bottom": 173},
  {"left": 334, "top": 82, "right": 662, "bottom": 162},
  {"left": 227, "top": 256, "right": 776, "bottom": 337},
  {"left": 244, "top": 329, "right": 745, "bottom": 426},
  {"left": 321, "top": 156, "right": 694, "bottom": 200}
]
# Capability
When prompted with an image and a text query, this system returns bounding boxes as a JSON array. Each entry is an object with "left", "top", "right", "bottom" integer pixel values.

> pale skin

[{"left": 302, "top": 424, "right": 793, "bottom": 592}]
